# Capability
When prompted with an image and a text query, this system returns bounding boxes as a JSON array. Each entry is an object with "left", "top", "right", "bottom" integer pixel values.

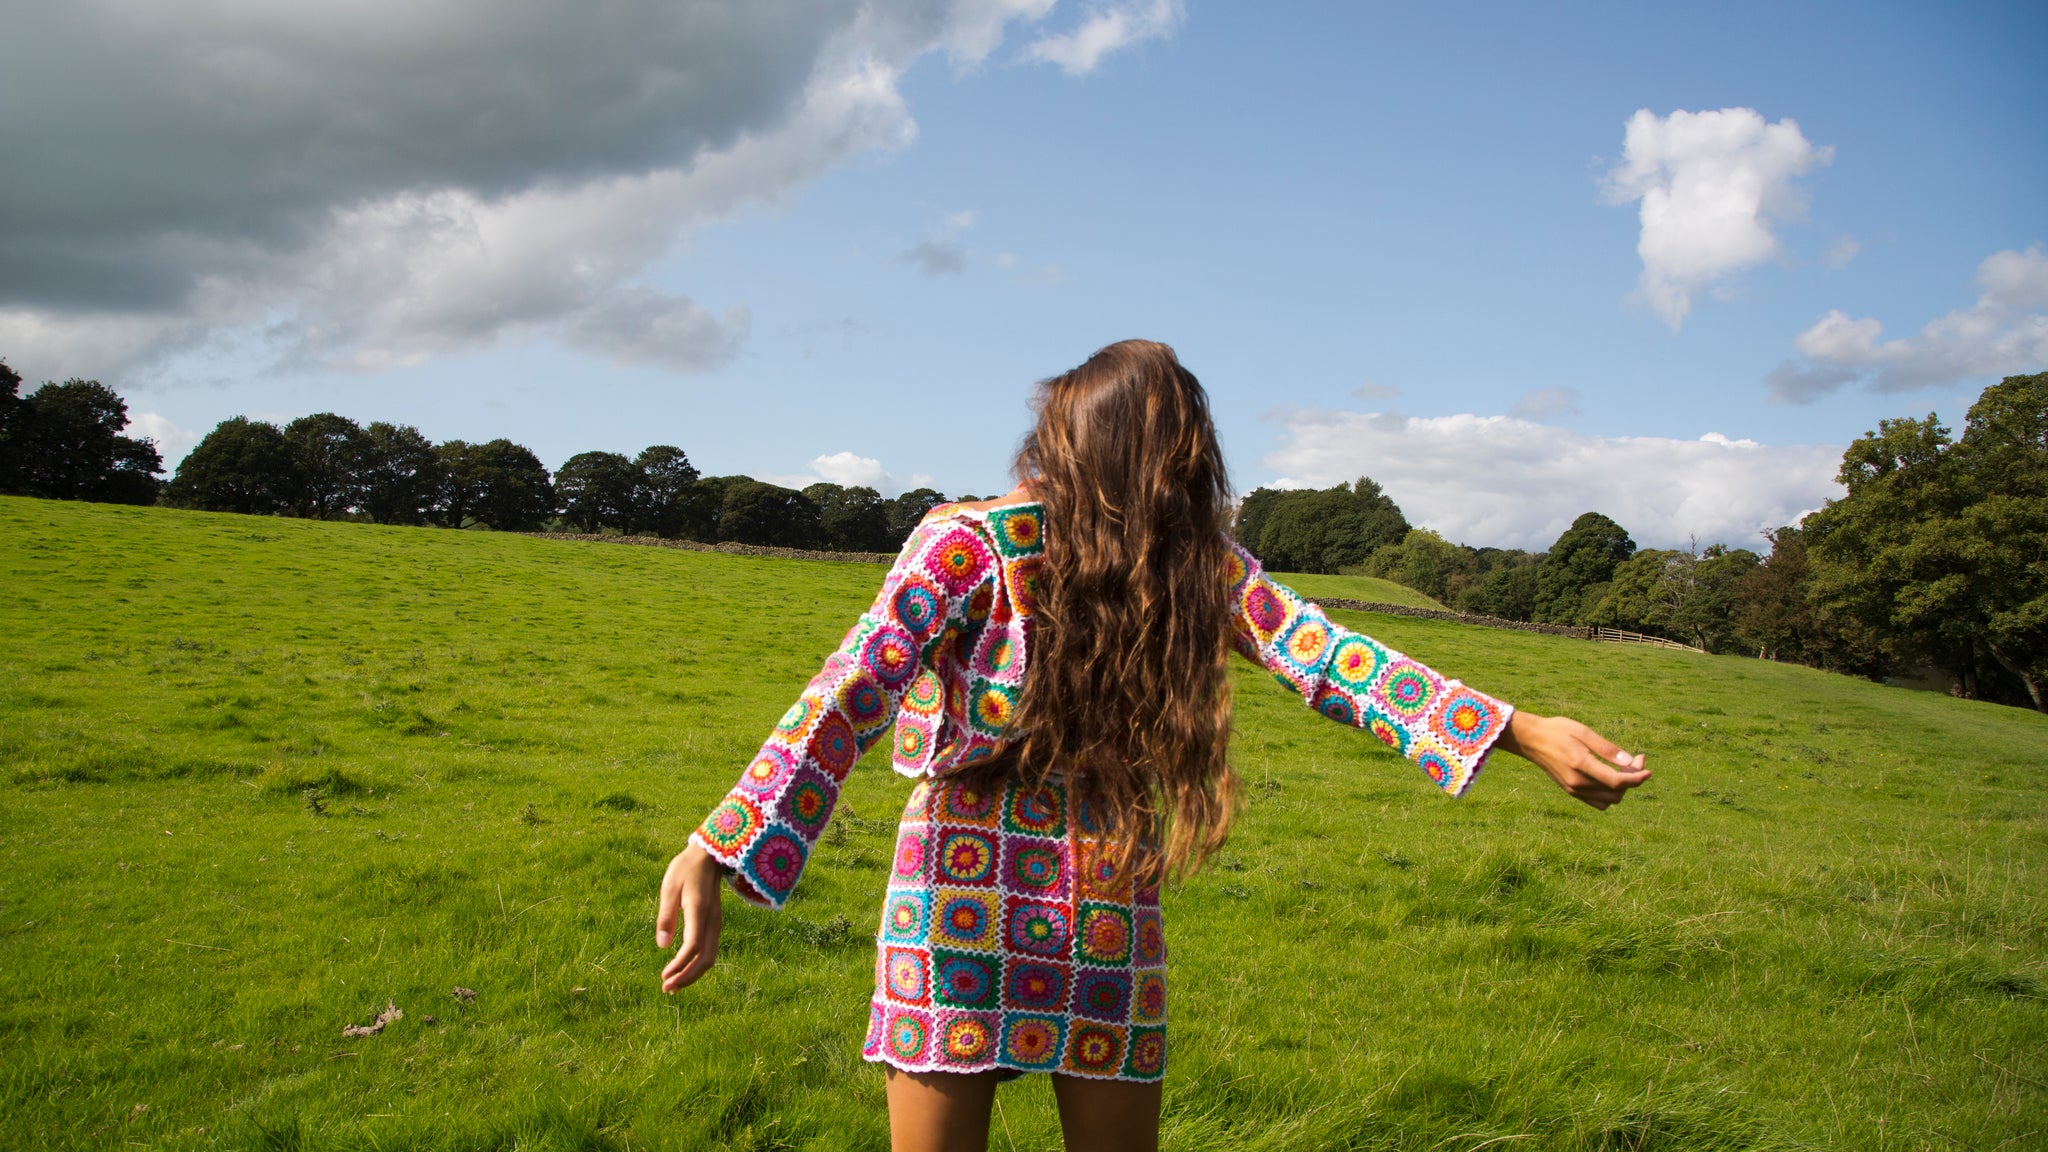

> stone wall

[
  {"left": 1309, "top": 597, "right": 1592, "bottom": 639},
  {"left": 529, "top": 532, "right": 893, "bottom": 565}
]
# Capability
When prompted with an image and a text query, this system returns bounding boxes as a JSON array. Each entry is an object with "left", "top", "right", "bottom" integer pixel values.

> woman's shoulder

[{"left": 919, "top": 488, "right": 1041, "bottom": 525}]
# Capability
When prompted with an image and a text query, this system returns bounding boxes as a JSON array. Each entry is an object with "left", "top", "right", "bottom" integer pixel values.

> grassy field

[
  {"left": 1265, "top": 571, "right": 1447, "bottom": 611},
  {"left": 1, "top": 495, "right": 2043, "bottom": 1152}
]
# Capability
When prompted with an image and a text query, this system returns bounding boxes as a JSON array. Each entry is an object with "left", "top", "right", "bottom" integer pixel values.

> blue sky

[{"left": 4, "top": 1, "right": 2043, "bottom": 548}]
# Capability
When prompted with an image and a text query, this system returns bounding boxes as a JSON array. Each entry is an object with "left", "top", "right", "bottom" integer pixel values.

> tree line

[
  {"left": 0, "top": 360, "right": 970, "bottom": 552},
  {"left": 164, "top": 411, "right": 967, "bottom": 552},
  {"left": 1235, "top": 373, "right": 2045, "bottom": 711},
  {"left": 8, "top": 357, "right": 2038, "bottom": 708}
]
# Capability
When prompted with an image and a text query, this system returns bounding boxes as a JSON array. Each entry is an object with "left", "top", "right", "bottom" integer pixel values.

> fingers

[
  {"left": 655, "top": 854, "right": 684, "bottom": 949},
  {"left": 661, "top": 902, "right": 720, "bottom": 992}
]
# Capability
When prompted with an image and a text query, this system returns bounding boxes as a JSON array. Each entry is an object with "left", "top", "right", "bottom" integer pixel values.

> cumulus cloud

[
  {"left": 760, "top": 450, "right": 912, "bottom": 495},
  {"left": 0, "top": 1, "right": 1132, "bottom": 383},
  {"left": 1024, "top": 0, "right": 1183, "bottom": 74},
  {"left": 1602, "top": 108, "right": 1832, "bottom": 330},
  {"left": 1509, "top": 387, "right": 1582, "bottom": 420},
  {"left": 1262, "top": 409, "right": 1842, "bottom": 550},
  {"left": 1769, "top": 245, "right": 2048, "bottom": 402},
  {"left": 810, "top": 451, "right": 894, "bottom": 489}
]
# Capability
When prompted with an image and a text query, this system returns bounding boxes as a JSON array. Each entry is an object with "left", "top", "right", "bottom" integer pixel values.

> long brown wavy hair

[{"left": 977, "top": 339, "right": 1239, "bottom": 885}]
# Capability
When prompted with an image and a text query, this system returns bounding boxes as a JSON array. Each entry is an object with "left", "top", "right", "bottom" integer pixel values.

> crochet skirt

[{"left": 861, "top": 772, "right": 1168, "bottom": 1081}]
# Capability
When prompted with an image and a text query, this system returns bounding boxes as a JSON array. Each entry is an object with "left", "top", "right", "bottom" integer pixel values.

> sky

[{"left": 2, "top": 0, "right": 2043, "bottom": 550}]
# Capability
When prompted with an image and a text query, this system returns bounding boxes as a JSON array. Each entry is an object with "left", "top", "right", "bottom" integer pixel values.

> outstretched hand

[
  {"left": 1495, "top": 711, "right": 1651, "bottom": 810},
  {"left": 656, "top": 842, "right": 725, "bottom": 993}
]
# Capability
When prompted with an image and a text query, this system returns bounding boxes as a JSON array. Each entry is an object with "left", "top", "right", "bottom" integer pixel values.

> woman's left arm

[{"left": 1225, "top": 540, "right": 1648, "bottom": 804}]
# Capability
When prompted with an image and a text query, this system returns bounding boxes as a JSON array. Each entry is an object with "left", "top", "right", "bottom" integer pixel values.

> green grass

[
  {"left": 2, "top": 495, "right": 2044, "bottom": 1151},
  {"left": 1272, "top": 571, "right": 1447, "bottom": 610}
]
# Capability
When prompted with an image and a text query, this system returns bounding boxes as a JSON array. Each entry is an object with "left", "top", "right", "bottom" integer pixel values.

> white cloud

[
  {"left": 1602, "top": 108, "right": 1832, "bottom": 330},
  {"left": 1823, "top": 235, "right": 1861, "bottom": 270},
  {"left": 0, "top": 1, "right": 1105, "bottom": 384},
  {"left": 1509, "top": 386, "right": 1582, "bottom": 420},
  {"left": 1350, "top": 382, "right": 1400, "bottom": 401},
  {"left": 758, "top": 450, "right": 914, "bottom": 495},
  {"left": 1262, "top": 408, "right": 1842, "bottom": 551},
  {"left": 1024, "top": 0, "right": 1183, "bottom": 75},
  {"left": 127, "top": 411, "right": 202, "bottom": 467},
  {"left": 1769, "top": 245, "right": 2048, "bottom": 402},
  {"left": 810, "top": 451, "right": 894, "bottom": 490}
]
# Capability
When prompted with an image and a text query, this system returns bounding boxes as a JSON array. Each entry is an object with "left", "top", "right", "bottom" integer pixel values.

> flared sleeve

[
  {"left": 690, "top": 513, "right": 1000, "bottom": 908},
  {"left": 1224, "top": 539, "right": 1513, "bottom": 797}
]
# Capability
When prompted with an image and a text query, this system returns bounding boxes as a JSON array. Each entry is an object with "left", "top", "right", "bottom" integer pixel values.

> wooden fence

[{"left": 1591, "top": 627, "right": 1704, "bottom": 653}]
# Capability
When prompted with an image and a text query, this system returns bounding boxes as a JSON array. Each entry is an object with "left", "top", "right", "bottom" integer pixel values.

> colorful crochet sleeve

[
  {"left": 1225, "top": 539, "right": 1513, "bottom": 796},
  {"left": 690, "top": 512, "right": 1000, "bottom": 909}
]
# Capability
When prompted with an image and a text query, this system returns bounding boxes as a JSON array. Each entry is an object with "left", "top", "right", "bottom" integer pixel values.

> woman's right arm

[{"left": 656, "top": 512, "right": 997, "bottom": 989}]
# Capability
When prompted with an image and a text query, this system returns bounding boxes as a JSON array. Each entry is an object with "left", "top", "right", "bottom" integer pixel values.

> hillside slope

[
  {"left": 1266, "top": 569, "right": 1448, "bottom": 610},
  {"left": 2, "top": 496, "right": 2042, "bottom": 1151}
]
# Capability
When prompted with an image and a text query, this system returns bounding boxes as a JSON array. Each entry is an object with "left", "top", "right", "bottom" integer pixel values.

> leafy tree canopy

[
  {"left": 634, "top": 446, "right": 704, "bottom": 539},
  {"left": 1532, "top": 512, "right": 1636, "bottom": 624},
  {"left": 165, "top": 417, "right": 294, "bottom": 515},
  {"left": 356, "top": 422, "right": 442, "bottom": 526},
  {"left": 282, "top": 413, "right": 366, "bottom": 520},
  {"left": 886, "top": 488, "right": 950, "bottom": 545},
  {"left": 556, "top": 450, "right": 641, "bottom": 534},
  {"left": 467, "top": 439, "right": 557, "bottom": 532},
  {"left": 1239, "top": 478, "right": 1409, "bottom": 574},
  {"left": 1359, "top": 528, "right": 1470, "bottom": 603},
  {"left": 1806, "top": 373, "right": 2047, "bottom": 709},
  {"left": 804, "top": 482, "right": 895, "bottom": 552},
  {"left": 714, "top": 478, "right": 820, "bottom": 548},
  {"left": 5, "top": 378, "right": 162, "bottom": 504}
]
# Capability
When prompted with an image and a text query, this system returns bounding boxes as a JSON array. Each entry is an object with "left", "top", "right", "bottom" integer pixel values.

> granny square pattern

[{"left": 694, "top": 497, "right": 1514, "bottom": 1082}]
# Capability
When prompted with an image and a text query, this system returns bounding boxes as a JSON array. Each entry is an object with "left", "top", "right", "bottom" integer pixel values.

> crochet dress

[{"left": 689, "top": 497, "right": 1513, "bottom": 1081}]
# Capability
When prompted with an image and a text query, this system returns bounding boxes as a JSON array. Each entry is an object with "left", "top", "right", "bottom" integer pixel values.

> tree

[
  {"left": 9, "top": 379, "right": 163, "bottom": 504},
  {"left": 887, "top": 487, "right": 950, "bottom": 546},
  {"left": 1456, "top": 559, "right": 1540, "bottom": 620},
  {"left": 1242, "top": 478, "right": 1409, "bottom": 574},
  {"left": 465, "top": 439, "right": 556, "bottom": 531},
  {"left": 1951, "top": 373, "right": 2048, "bottom": 710},
  {"left": 433, "top": 440, "right": 483, "bottom": 528},
  {"left": 1589, "top": 541, "right": 1759, "bottom": 651},
  {"left": 1731, "top": 526, "right": 1889, "bottom": 675},
  {"left": 356, "top": 422, "right": 442, "bottom": 525},
  {"left": 1803, "top": 375, "right": 2048, "bottom": 710},
  {"left": 805, "top": 482, "right": 894, "bottom": 551},
  {"left": 716, "top": 478, "right": 821, "bottom": 547},
  {"left": 165, "top": 417, "right": 295, "bottom": 514},
  {"left": 634, "top": 445, "right": 703, "bottom": 539},
  {"left": 1533, "top": 512, "right": 1635, "bottom": 624},
  {"left": 556, "top": 450, "right": 642, "bottom": 533},
  {"left": 282, "top": 413, "right": 365, "bottom": 519},
  {"left": 1358, "top": 528, "right": 1474, "bottom": 603}
]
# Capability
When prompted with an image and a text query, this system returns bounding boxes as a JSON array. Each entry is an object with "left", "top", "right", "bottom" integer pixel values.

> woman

[{"left": 655, "top": 340, "right": 1650, "bottom": 1152}]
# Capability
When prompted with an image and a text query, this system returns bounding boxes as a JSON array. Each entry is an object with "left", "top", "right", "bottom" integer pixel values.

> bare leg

[
  {"left": 1050, "top": 1074, "right": 1162, "bottom": 1152},
  {"left": 884, "top": 1066, "right": 1002, "bottom": 1152}
]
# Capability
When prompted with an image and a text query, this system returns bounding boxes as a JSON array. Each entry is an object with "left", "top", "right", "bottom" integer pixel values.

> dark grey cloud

[
  {"left": 0, "top": 2, "right": 1161, "bottom": 381},
  {"left": 0, "top": 0, "right": 856, "bottom": 310}
]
